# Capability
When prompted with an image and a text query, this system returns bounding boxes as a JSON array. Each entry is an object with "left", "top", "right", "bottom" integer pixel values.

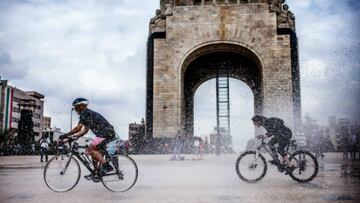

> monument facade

[{"left": 146, "top": 0, "right": 301, "bottom": 145}]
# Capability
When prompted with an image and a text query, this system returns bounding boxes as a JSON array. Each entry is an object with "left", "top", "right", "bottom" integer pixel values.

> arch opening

[
  {"left": 194, "top": 78, "right": 255, "bottom": 153},
  {"left": 181, "top": 43, "right": 263, "bottom": 149}
]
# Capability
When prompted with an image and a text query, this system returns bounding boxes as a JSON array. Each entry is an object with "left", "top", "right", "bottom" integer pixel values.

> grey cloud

[
  {"left": 0, "top": 51, "right": 28, "bottom": 79},
  {"left": 287, "top": 0, "right": 360, "bottom": 123}
]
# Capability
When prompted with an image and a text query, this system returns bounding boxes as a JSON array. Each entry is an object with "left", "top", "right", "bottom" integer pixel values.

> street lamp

[{"left": 70, "top": 108, "right": 74, "bottom": 130}]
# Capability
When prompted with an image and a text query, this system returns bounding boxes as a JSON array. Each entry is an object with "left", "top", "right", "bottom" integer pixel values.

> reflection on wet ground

[
  {"left": 320, "top": 162, "right": 360, "bottom": 178},
  {"left": 301, "top": 182, "right": 326, "bottom": 189},
  {"left": 5, "top": 194, "right": 33, "bottom": 201},
  {"left": 0, "top": 154, "right": 359, "bottom": 203},
  {"left": 321, "top": 194, "right": 353, "bottom": 201}
]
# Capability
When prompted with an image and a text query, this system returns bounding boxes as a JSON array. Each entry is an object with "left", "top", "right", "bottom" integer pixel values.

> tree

[
  {"left": 17, "top": 109, "right": 34, "bottom": 154},
  {"left": 0, "top": 129, "right": 10, "bottom": 147}
]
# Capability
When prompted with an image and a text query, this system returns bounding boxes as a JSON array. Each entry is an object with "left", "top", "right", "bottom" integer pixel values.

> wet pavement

[{"left": 0, "top": 153, "right": 359, "bottom": 203}]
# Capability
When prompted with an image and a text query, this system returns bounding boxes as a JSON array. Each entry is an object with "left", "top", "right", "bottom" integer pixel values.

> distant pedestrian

[
  {"left": 199, "top": 139, "right": 205, "bottom": 159},
  {"left": 40, "top": 135, "right": 50, "bottom": 162},
  {"left": 356, "top": 133, "right": 360, "bottom": 161},
  {"left": 193, "top": 138, "right": 200, "bottom": 154},
  {"left": 31, "top": 143, "right": 36, "bottom": 155},
  {"left": 171, "top": 130, "right": 184, "bottom": 161},
  {"left": 350, "top": 133, "right": 357, "bottom": 161},
  {"left": 338, "top": 135, "right": 349, "bottom": 160}
]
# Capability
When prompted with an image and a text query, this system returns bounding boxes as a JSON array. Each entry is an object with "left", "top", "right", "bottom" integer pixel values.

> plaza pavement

[{"left": 0, "top": 153, "right": 359, "bottom": 203}]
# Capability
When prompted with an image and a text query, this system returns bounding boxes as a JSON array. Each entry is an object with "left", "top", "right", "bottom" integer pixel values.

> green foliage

[{"left": 0, "top": 129, "right": 10, "bottom": 146}]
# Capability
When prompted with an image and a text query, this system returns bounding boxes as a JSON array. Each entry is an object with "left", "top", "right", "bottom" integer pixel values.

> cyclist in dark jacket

[
  {"left": 252, "top": 115, "right": 294, "bottom": 172},
  {"left": 61, "top": 98, "right": 115, "bottom": 178}
]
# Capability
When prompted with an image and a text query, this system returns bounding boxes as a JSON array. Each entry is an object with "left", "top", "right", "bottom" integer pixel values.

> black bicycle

[
  {"left": 235, "top": 135, "right": 318, "bottom": 183},
  {"left": 43, "top": 137, "right": 138, "bottom": 192}
]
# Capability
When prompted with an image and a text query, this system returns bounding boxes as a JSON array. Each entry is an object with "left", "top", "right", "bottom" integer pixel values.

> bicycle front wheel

[
  {"left": 101, "top": 155, "right": 138, "bottom": 192},
  {"left": 43, "top": 155, "right": 81, "bottom": 192},
  {"left": 289, "top": 151, "right": 318, "bottom": 183},
  {"left": 235, "top": 151, "right": 267, "bottom": 183}
]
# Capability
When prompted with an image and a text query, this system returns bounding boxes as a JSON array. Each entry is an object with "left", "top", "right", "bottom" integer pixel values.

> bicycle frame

[
  {"left": 256, "top": 139, "right": 278, "bottom": 162},
  {"left": 60, "top": 139, "right": 121, "bottom": 178},
  {"left": 257, "top": 138, "right": 311, "bottom": 172},
  {"left": 58, "top": 140, "right": 94, "bottom": 174},
  {"left": 255, "top": 137, "right": 289, "bottom": 167},
  {"left": 236, "top": 137, "right": 318, "bottom": 183}
]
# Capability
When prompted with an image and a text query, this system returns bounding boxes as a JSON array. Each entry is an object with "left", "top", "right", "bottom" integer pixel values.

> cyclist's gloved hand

[
  {"left": 59, "top": 133, "right": 70, "bottom": 140},
  {"left": 69, "top": 135, "right": 78, "bottom": 141},
  {"left": 256, "top": 134, "right": 265, "bottom": 139}
]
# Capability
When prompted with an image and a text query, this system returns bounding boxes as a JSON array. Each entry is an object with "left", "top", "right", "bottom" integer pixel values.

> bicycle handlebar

[{"left": 256, "top": 134, "right": 267, "bottom": 140}]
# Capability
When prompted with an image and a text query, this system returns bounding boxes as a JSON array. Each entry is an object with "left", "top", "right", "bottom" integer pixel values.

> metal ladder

[{"left": 216, "top": 71, "right": 231, "bottom": 154}]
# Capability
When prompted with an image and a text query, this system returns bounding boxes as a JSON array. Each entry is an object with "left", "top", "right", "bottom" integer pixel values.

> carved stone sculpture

[
  {"left": 150, "top": 9, "right": 166, "bottom": 33},
  {"left": 277, "top": 4, "right": 295, "bottom": 29},
  {"left": 269, "top": 0, "right": 285, "bottom": 14},
  {"left": 164, "top": 3, "right": 173, "bottom": 16},
  {"left": 160, "top": 0, "right": 167, "bottom": 11}
]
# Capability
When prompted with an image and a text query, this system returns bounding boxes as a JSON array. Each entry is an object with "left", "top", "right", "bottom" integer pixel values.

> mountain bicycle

[
  {"left": 235, "top": 135, "right": 318, "bottom": 183},
  {"left": 43, "top": 137, "right": 138, "bottom": 192}
]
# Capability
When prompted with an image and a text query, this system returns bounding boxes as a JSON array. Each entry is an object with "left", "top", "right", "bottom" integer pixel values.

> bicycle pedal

[
  {"left": 84, "top": 174, "right": 100, "bottom": 182},
  {"left": 268, "top": 160, "right": 277, "bottom": 165},
  {"left": 91, "top": 177, "right": 101, "bottom": 183},
  {"left": 84, "top": 175, "right": 92, "bottom": 180},
  {"left": 284, "top": 166, "right": 296, "bottom": 175}
]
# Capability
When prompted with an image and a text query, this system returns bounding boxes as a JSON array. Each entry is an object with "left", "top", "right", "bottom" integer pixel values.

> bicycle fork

[
  {"left": 60, "top": 154, "right": 73, "bottom": 175},
  {"left": 110, "top": 156, "right": 123, "bottom": 180},
  {"left": 249, "top": 150, "right": 261, "bottom": 169}
]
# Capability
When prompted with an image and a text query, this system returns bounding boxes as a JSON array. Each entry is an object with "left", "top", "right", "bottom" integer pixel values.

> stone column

[{"left": 152, "top": 39, "right": 182, "bottom": 138}]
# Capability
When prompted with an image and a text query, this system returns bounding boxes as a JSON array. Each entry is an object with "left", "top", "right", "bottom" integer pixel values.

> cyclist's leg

[
  {"left": 278, "top": 137, "right": 290, "bottom": 165},
  {"left": 268, "top": 137, "right": 278, "bottom": 156},
  {"left": 278, "top": 136, "right": 295, "bottom": 175},
  {"left": 94, "top": 138, "right": 115, "bottom": 174},
  {"left": 89, "top": 137, "right": 107, "bottom": 165}
]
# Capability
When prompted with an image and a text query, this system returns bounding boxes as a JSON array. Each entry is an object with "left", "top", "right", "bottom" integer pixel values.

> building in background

[
  {"left": 42, "top": 127, "right": 65, "bottom": 143},
  {"left": 327, "top": 117, "right": 359, "bottom": 151},
  {"left": 0, "top": 79, "right": 44, "bottom": 141},
  {"left": 301, "top": 116, "right": 360, "bottom": 152},
  {"left": 42, "top": 116, "right": 51, "bottom": 130},
  {"left": 128, "top": 118, "right": 146, "bottom": 154},
  {"left": 41, "top": 116, "right": 65, "bottom": 142}
]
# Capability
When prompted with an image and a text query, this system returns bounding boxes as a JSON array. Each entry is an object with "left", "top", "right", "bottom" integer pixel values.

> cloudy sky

[{"left": 1, "top": 0, "right": 359, "bottom": 151}]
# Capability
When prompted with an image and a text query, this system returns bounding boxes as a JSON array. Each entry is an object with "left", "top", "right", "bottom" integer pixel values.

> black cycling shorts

[{"left": 269, "top": 135, "right": 291, "bottom": 156}]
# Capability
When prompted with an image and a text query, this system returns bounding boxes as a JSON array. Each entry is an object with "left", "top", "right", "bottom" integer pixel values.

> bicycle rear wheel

[
  {"left": 43, "top": 155, "right": 81, "bottom": 192},
  {"left": 101, "top": 155, "right": 138, "bottom": 192},
  {"left": 289, "top": 151, "right": 318, "bottom": 183},
  {"left": 235, "top": 151, "right": 267, "bottom": 183}
]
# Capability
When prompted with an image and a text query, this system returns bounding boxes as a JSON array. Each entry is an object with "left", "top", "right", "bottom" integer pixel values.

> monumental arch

[{"left": 146, "top": 0, "right": 301, "bottom": 144}]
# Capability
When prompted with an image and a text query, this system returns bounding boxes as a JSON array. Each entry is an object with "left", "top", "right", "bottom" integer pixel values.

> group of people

[{"left": 338, "top": 133, "right": 360, "bottom": 161}]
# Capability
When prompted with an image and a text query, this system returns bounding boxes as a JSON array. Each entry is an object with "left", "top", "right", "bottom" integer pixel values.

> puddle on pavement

[
  {"left": 321, "top": 163, "right": 360, "bottom": 178},
  {"left": 320, "top": 164, "right": 341, "bottom": 172},
  {"left": 321, "top": 194, "right": 353, "bottom": 201},
  {"left": 133, "top": 185, "right": 154, "bottom": 190},
  {"left": 340, "top": 164, "right": 360, "bottom": 178},
  {"left": 214, "top": 195, "right": 241, "bottom": 201},
  {"left": 109, "top": 196, "right": 132, "bottom": 201},
  {"left": 301, "top": 183, "right": 325, "bottom": 189},
  {"left": 6, "top": 194, "right": 33, "bottom": 200}
]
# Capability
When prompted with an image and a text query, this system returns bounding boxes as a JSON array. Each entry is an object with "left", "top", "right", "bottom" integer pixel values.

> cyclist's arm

[
  {"left": 67, "top": 123, "right": 84, "bottom": 136},
  {"left": 72, "top": 126, "right": 89, "bottom": 139}
]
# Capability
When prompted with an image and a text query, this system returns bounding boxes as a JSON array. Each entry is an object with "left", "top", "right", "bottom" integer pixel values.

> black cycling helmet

[
  {"left": 252, "top": 115, "right": 266, "bottom": 123},
  {"left": 72, "top": 98, "right": 89, "bottom": 106}
]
